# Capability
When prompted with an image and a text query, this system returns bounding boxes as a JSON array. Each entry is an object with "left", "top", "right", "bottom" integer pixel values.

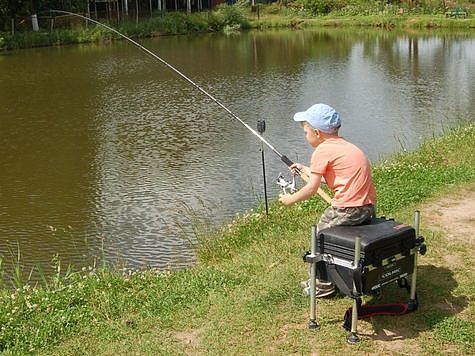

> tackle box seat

[{"left": 316, "top": 218, "right": 417, "bottom": 295}]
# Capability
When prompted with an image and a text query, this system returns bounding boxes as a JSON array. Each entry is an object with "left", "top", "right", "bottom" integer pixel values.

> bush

[
  {"left": 333, "top": 0, "right": 385, "bottom": 16},
  {"left": 295, "top": 0, "right": 448, "bottom": 16},
  {"left": 260, "top": 3, "right": 282, "bottom": 15},
  {"left": 211, "top": 3, "right": 247, "bottom": 29},
  {"left": 299, "top": 0, "right": 334, "bottom": 15}
]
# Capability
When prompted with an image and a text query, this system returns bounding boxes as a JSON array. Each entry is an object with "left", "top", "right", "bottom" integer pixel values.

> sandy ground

[{"left": 420, "top": 183, "right": 475, "bottom": 246}]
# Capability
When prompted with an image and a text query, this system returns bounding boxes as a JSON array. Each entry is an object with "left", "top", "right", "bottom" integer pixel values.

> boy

[{"left": 279, "top": 103, "right": 376, "bottom": 297}]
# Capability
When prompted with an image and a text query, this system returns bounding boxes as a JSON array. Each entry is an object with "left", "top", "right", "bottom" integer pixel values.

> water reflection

[{"left": 0, "top": 28, "right": 474, "bottom": 280}]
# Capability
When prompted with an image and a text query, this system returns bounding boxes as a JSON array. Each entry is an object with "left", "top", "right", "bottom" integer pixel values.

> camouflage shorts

[{"left": 317, "top": 204, "right": 376, "bottom": 232}]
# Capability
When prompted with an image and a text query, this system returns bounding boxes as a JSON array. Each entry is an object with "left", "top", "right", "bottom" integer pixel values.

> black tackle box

[{"left": 316, "top": 218, "right": 417, "bottom": 295}]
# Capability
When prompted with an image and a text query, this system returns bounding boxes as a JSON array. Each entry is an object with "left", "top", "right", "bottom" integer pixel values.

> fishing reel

[{"left": 276, "top": 173, "right": 297, "bottom": 195}]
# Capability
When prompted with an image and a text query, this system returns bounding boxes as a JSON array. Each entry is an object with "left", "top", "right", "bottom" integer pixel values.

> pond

[{"left": 0, "top": 27, "right": 474, "bottom": 281}]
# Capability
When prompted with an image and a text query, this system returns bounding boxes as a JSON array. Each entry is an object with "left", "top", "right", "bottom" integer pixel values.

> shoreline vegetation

[
  {"left": 0, "top": 3, "right": 474, "bottom": 51},
  {"left": 0, "top": 122, "right": 474, "bottom": 353}
]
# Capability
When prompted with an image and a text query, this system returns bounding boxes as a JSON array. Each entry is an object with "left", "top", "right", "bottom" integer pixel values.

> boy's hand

[
  {"left": 279, "top": 193, "right": 294, "bottom": 206},
  {"left": 289, "top": 163, "right": 303, "bottom": 176}
]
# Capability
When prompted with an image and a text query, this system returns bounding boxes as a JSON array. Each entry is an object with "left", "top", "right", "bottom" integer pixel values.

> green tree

[
  {"left": 2, "top": 0, "right": 27, "bottom": 34},
  {"left": 5, "top": 0, "right": 27, "bottom": 17}
]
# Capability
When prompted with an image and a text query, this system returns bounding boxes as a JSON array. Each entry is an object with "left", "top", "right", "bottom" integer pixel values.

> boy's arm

[
  {"left": 289, "top": 163, "right": 326, "bottom": 183},
  {"left": 279, "top": 172, "right": 325, "bottom": 206},
  {"left": 287, "top": 163, "right": 332, "bottom": 204},
  {"left": 303, "top": 169, "right": 326, "bottom": 184}
]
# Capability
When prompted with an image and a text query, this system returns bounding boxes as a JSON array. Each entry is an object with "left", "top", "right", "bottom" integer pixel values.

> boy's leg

[{"left": 317, "top": 204, "right": 375, "bottom": 231}]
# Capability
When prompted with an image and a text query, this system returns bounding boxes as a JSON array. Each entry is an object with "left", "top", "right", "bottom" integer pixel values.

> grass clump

[
  {"left": 0, "top": 266, "right": 244, "bottom": 353},
  {"left": 209, "top": 3, "right": 250, "bottom": 31}
]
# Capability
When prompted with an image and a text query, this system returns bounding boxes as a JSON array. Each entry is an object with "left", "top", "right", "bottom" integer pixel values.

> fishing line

[{"left": 48, "top": 10, "right": 296, "bottom": 168}]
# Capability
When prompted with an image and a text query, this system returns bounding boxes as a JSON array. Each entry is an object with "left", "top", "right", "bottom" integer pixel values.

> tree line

[
  {"left": 0, "top": 1, "right": 88, "bottom": 18},
  {"left": 0, "top": 0, "right": 188, "bottom": 34}
]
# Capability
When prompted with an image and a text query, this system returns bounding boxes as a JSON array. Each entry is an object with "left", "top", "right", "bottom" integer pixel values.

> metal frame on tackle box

[{"left": 304, "top": 211, "right": 427, "bottom": 343}]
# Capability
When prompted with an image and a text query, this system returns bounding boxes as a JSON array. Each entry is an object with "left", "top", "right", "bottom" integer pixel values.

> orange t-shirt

[{"left": 310, "top": 137, "right": 376, "bottom": 208}]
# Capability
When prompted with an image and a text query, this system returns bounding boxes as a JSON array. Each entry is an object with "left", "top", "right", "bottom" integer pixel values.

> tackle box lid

[{"left": 317, "top": 218, "right": 416, "bottom": 252}]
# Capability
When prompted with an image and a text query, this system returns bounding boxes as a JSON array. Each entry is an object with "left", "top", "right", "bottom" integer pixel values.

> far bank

[{"left": 1, "top": 4, "right": 474, "bottom": 51}]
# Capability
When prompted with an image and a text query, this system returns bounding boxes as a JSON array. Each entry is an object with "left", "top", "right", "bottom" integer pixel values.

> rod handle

[{"left": 280, "top": 154, "right": 294, "bottom": 167}]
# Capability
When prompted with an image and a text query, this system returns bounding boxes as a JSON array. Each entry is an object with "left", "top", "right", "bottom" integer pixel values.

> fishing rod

[{"left": 48, "top": 10, "right": 331, "bottom": 203}]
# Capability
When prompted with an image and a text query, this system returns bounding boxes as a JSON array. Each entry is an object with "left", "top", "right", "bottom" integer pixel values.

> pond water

[{"left": 0, "top": 28, "right": 474, "bottom": 280}]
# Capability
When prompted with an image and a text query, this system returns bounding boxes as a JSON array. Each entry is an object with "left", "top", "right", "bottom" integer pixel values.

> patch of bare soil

[
  {"left": 420, "top": 185, "right": 475, "bottom": 243},
  {"left": 173, "top": 329, "right": 202, "bottom": 354}
]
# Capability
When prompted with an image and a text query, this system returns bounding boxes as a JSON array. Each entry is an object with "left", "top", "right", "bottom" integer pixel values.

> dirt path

[{"left": 420, "top": 183, "right": 475, "bottom": 246}]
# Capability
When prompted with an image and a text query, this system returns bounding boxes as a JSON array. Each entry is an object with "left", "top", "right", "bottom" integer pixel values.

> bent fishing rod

[{"left": 48, "top": 10, "right": 331, "bottom": 203}]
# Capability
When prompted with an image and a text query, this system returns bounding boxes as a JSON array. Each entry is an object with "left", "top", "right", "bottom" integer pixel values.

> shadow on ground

[{"left": 355, "top": 264, "right": 468, "bottom": 342}]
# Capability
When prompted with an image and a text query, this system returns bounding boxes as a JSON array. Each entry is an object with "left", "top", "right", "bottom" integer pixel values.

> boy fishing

[{"left": 279, "top": 103, "right": 377, "bottom": 297}]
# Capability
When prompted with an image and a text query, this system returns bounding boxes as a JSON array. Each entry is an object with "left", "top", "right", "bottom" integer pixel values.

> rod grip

[
  {"left": 281, "top": 155, "right": 305, "bottom": 180},
  {"left": 281, "top": 154, "right": 304, "bottom": 179},
  {"left": 280, "top": 155, "right": 294, "bottom": 167}
]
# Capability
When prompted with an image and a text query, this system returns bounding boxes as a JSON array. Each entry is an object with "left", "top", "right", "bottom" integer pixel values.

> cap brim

[{"left": 293, "top": 111, "right": 308, "bottom": 122}]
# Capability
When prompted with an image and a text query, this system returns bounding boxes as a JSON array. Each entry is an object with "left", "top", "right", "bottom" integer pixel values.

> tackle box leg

[
  {"left": 308, "top": 225, "right": 319, "bottom": 329},
  {"left": 408, "top": 210, "right": 420, "bottom": 311},
  {"left": 347, "top": 236, "right": 362, "bottom": 344}
]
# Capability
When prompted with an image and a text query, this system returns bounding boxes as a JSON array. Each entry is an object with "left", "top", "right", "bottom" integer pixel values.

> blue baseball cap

[{"left": 293, "top": 103, "right": 341, "bottom": 133}]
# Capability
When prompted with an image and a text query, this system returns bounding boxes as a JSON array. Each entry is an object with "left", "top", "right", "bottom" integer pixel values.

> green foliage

[
  {"left": 234, "top": 0, "right": 251, "bottom": 9},
  {"left": 148, "top": 12, "right": 208, "bottom": 34},
  {"left": 260, "top": 3, "right": 282, "bottom": 15},
  {"left": 3, "top": 0, "right": 27, "bottom": 17},
  {"left": 209, "top": 3, "right": 248, "bottom": 31},
  {"left": 293, "top": 0, "right": 453, "bottom": 16},
  {"left": 1, "top": 3, "right": 474, "bottom": 51},
  {"left": 75, "top": 26, "right": 110, "bottom": 43},
  {"left": 297, "top": 0, "right": 340, "bottom": 15},
  {"left": 114, "top": 13, "right": 210, "bottom": 38},
  {"left": 0, "top": 7, "right": 252, "bottom": 50},
  {"left": 0, "top": 0, "right": 6, "bottom": 16},
  {"left": 0, "top": 0, "right": 87, "bottom": 17},
  {"left": 332, "top": 0, "right": 387, "bottom": 16}
]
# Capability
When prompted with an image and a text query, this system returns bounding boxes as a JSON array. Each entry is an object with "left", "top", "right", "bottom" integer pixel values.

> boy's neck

[{"left": 319, "top": 131, "right": 340, "bottom": 139}]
